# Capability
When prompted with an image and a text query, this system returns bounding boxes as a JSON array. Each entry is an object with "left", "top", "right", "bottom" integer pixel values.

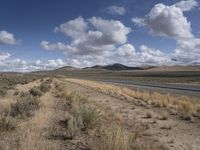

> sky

[{"left": 0, "top": 0, "right": 200, "bottom": 71}]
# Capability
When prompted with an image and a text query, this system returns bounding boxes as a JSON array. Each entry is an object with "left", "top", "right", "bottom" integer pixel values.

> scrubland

[{"left": 0, "top": 76, "right": 199, "bottom": 150}]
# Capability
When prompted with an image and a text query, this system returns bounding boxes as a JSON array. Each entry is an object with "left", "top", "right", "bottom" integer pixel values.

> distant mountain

[
  {"left": 52, "top": 64, "right": 200, "bottom": 73},
  {"left": 84, "top": 63, "right": 143, "bottom": 71},
  {"left": 54, "top": 66, "right": 79, "bottom": 71}
]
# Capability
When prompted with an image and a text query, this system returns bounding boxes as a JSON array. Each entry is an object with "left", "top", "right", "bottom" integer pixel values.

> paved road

[{"left": 96, "top": 79, "right": 200, "bottom": 99}]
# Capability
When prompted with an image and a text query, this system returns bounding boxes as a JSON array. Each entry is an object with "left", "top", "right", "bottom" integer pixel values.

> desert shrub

[
  {"left": 0, "top": 116, "right": 16, "bottom": 132},
  {"left": 67, "top": 104, "right": 101, "bottom": 137},
  {"left": 39, "top": 80, "right": 51, "bottom": 93},
  {"left": 29, "top": 86, "right": 42, "bottom": 97},
  {"left": 95, "top": 124, "right": 131, "bottom": 150},
  {"left": 19, "top": 91, "right": 30, "bottom": 97},
  {"left": 59, "top": 89, "right": 89, "bottom": 108},
  {"left": 79, "top": 105, "right": 100, "bottom": 130},
  {"left": 67, "top": 114, "right": 84, "bottom": 137},
  {"left": 0, "top": 75, "right": 42, "bottom": 97},
  {"left": 0, "top": 88, "right": 7, "bottom": 97},
  {"left": 9, "top": 93, "right": 40, "bottom": 118}
]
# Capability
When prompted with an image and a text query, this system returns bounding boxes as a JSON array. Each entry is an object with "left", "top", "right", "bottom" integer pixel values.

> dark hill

[{"left": 84, "top": 63, "right": 143, "bottom": 71}]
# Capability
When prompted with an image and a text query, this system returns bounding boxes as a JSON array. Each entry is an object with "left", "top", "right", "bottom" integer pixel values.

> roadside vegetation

[
  {"left": 53, "top": 82, "right": 130, "bottom": 149},
  {"left": 54, "top": 80, "right": 167, "bottom": 150},
  {"left": 66, "top": 79, "right": 200, "bottom": 120},
  {"left": 0, "top": 77, "right": 199, "bottom": 149}
]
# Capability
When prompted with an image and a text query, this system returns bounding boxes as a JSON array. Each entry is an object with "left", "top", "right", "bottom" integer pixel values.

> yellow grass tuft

[{"left": 95, "top": 124, "right": 132, "bottom": 150}]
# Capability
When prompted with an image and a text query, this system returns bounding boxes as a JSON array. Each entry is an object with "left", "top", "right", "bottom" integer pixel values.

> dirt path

[{"left": 62, "top": 78, "right": 200, "bottom": 150}]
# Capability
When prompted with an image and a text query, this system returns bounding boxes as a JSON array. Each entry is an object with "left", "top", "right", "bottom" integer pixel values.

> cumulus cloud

[
  {"left": 0, "top": 52, "right": 66, "bottom": 72},
  {"left": 40, "top": 17, "right": 136, "bottom": 67},
  {"left": 0, "top": 53, "right": 28, "bottom": 72},
  {"left": 138, "top": 45, "right": 170, "bottom": 65},
  {"left": 0, "top": 31, "right": 18, "bottom": 45},
  {"left": 42, "top": 17, "right": 131, "bottom": 56},
  {"left": 175, "top": 0, "right": 198, "bottom": 12},
  {"left": 105, "top": 5, "right": 126, "bottom": 16},
  {"left": 146, "top": 3, "right": 193, "bottom": 39},
  {"left": 41, "top": 16, "right": 182, "bottom": 67},
  {"left": 172, "top": 38, "right": 200, "bottom": 63},
  {"left": 34, "top": 59, "right": 66, "bottom": 70},
  {"left": 132, "top": 3, "right": 194, "bottom": 40},
  {"left": 40, "top": 41, "right": 68, "bottom": 51},
  {"left": 115, "top": 43, "right": 136, "bottom": 58},
  {"left": 132, "top": 2, "right": 200, "bottom": 65},
  {"left": 54, "top": 17, "right": 88, "bottom": 40}
]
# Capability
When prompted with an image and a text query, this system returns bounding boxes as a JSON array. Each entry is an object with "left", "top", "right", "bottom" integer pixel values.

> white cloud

[
  {"left": 54, "top": 17, "right": 88, "bottom": 40},
  {"left": 42, "top": 16, "right": 189, "bottom": 67},
  {"left": 63, "top": 43, "right": 174, "bottom": 67},
  {"left": 175, "top": 0, "right": 198, "bottom": 12},
  {"left": 0, "top": 53, "right": 11, "bottom": 61},
  {"left": 138, "top": 45, "right": 170, "bottom": 65},
  {"left": 105, "top": 5, "right": 126, "bottom": 16},
  {"left": 132, "top": 3, "right": 194, "bottom": 40},
  {"left": 0, "top": 31, "right": 18, "bottom": 45},
  {"left": 132, "top": 2, "right": 200, "bottom": 65},
  {"left": 40, "top": 41, "right": 68, "bottom": 51},
  {"left": 131, "top": 17, "right": 146, "bottom": 27},
  {"left": 172, "top": 38, "right": 200, "bottom": 63},
  {"left": 0, "top": 53, "right": 28, "bottom": 72},
  {"left": 42, "top": 17, "right": 131, "bottom": 56},
  {"left": 0, "top": 52, "right": 66, "bottom": 72},
  {"left": 40, "top": 17, "right": 135, "bottom": 67},
  {"left": 115, "top": 43, "right": 136, "bottom": 59},
  {"left": 146, "top": 3, "right": 193, "bottom": 39},
  {"left": 89, "top": 17, "right": 131, "bottom": 45},
  {"left": 33, "top": 59, "right": 66, "bottom": 70}
]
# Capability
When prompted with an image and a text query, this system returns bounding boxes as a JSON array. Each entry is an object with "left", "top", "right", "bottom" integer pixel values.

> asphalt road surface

[{"left": 97, "top": 79, "right": 200, "bottom": 99}]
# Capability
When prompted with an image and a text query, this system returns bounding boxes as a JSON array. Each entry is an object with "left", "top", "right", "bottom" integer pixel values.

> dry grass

[
  {"left": 0, "top": 115, "right": 16, "bottom": 132},
  {"left": 66, "top": 78, "right": 200, "bottom": 118},
  {"left": 69, "top": 104, "right": 101, "bottom": 133},
  {"left": 55, "top": 81, "right": 136, "bottom": 149},
  {"left": 95, "top": 124, "right": 132, "bottom": 150},
  {"left": 0, "top": 80, "right": 58, "bottom": 150},
  {"left": 56, "top": 84, "right": 101, "bottom": 137}
]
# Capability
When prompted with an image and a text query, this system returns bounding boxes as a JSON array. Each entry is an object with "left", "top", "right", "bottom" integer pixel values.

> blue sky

[{"left": 0, "top": 0, "right": 200, "bottom": 71}]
